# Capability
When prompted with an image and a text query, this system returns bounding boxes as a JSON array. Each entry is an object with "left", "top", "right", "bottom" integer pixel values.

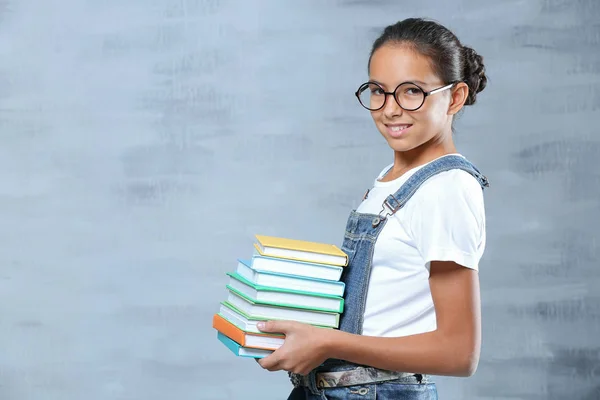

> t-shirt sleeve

[{"left": 407, "top": 170, "right": 486, "bottom": 271}]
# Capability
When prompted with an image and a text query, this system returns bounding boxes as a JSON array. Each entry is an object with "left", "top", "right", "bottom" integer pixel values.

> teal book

[
  {"left": 226, "top": 271, "right": 344, "bottom": 313},
  {"left": 235, "top": 259, "right": 345, "bottom": 297},
  {"left": 217, "top": 331, "right": 273, "bottom": 359}
]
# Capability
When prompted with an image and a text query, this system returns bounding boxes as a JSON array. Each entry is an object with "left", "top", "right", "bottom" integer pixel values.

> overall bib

[{"left": 287, "top": 155, "right": 489, "bottom": 400}]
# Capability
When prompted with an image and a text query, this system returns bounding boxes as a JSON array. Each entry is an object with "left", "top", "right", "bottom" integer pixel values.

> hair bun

[{"left": 462, "top": 46, "right": 487, "bottom": 105}]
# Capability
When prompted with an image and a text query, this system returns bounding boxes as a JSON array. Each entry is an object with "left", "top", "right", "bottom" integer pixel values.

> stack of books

[{"left": 212, "top": 234, "right": 349, "bottom": 359}]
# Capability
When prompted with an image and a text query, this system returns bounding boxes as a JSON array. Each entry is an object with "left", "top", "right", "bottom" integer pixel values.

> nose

[{"left": 382, "top": 92, "right": 403, "bottom": 118}]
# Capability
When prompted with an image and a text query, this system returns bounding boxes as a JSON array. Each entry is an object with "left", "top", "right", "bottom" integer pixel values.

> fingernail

[{"left": 257, "top": 322, "right": 265, "bottom": 329}]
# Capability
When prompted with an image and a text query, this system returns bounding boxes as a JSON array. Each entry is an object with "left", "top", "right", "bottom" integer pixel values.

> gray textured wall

[{"left": 1, "top": 0, "right": 598, "bottom": 399}]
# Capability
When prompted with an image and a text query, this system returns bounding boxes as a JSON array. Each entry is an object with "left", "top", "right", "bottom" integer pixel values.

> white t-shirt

[{"left": 357, "top": 154, "right": 486, "bottom": 338}]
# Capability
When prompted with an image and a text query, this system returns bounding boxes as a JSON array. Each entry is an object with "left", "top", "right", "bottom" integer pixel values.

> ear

[{"left": 447, "top": 82, "right": 469, "bottom": 115}]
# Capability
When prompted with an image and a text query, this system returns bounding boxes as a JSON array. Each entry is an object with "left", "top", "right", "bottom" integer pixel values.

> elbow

[
  {"left": 457, "top": 354, "right": 479, "bottom": 377},
  {"left": 454, "top": 344, "right": 480, "bottom": 377},
  {"left": 445, "top": 336, "right": 480, "bottom": 377}
]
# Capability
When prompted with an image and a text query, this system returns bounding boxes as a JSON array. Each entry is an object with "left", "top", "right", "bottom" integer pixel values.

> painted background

[{"left": 1, "top": 0, "right": 598, "bottom": 399}]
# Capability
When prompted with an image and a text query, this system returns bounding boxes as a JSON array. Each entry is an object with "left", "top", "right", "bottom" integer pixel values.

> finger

[
  {"left": 257, "top": 353, "right": 282, "bottom": 371},
  {"left": 257, "top": 320, "right": 294, "bottom": 334}
]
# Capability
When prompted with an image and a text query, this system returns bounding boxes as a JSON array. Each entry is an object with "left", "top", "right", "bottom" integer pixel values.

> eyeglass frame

[{"left": 355, "top": 81, "right": 458, "bottom": 112}]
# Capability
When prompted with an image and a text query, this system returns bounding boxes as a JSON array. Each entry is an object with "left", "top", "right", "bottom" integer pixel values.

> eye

[
  {"left": 404, "top": 87, "right": 421, "bottom": 96},
  {"left": 365, "top": 83, "right": 384, "bottom": 95}
]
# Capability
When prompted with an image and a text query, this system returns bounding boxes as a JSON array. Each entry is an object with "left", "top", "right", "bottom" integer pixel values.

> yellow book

[{"left": 254, "top": 234, "right": 348, "bottom": 267}]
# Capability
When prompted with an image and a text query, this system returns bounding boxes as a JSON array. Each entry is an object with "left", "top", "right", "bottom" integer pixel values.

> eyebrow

[{"left": 370, "top": 79, "right": 429, "bottom": 87}]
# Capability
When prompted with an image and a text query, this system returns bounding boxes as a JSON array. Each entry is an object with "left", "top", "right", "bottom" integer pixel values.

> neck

[{"left": 392, "top": 131, "right": 457, "bottom": 173}]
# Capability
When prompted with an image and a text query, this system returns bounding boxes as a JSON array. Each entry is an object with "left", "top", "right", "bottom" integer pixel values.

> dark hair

[{"left": 368, "top": 18, "right": 487, "bottom": 106}]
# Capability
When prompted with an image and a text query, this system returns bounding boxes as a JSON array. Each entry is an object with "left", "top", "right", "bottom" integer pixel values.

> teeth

[{"left": 390, "top": 125, "right": 408, "bottom": 132}]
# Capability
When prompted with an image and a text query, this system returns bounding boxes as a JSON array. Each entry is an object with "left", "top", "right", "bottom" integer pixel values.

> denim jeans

[{"left": 287, "top": 374, "right": 438, "bottom": 399}]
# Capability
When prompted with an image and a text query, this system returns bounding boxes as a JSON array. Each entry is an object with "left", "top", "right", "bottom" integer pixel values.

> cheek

[
  {"left": 371, "top": 111, "right": 386, "bottom": 126},
  {"left": 418, "top": 102, "right": 448, "bottom": 126}
]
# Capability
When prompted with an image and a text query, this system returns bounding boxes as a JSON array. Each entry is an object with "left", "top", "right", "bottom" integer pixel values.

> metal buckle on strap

[
  {"left": 372, "top": 198, "right": 395, "bottom": 227},
  {"left": 481, "top": 174, "right": 490, "bottom": 187}
]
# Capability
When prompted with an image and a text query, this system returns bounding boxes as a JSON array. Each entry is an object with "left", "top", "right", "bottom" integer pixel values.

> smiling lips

[{"left": 385, "top": 123, "right": 412, "bottom": 138}]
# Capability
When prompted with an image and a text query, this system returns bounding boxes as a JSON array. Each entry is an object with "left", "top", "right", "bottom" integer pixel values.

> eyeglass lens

[{"left": 357, "top": 83, "right": 425, "bottom": 111}]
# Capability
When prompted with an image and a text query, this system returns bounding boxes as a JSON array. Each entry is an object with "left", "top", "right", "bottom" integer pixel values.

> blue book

[
  {"left": 235, "top": 258, "right": 345, "bottom": 296},
  {"left": 249, "top": 247, "right": 345, "bottom": 282},
  {"left": 217, "top": 331, "right": 273, "bottom": 359}
]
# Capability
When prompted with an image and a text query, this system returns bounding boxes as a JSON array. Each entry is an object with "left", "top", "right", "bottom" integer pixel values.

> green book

[
  {"left": 219, "top": 302, "right": 335, "bottom": 333},
  {"left": 226, "top": 271, "right": 344, "bottom": 313},
  {"left": 224, "top": 290, "right": 340, "bottom": 329}
]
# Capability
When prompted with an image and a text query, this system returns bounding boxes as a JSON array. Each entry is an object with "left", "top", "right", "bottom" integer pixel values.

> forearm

[{"left": 323, "top": 328, "right": 478, "bottom": 377}]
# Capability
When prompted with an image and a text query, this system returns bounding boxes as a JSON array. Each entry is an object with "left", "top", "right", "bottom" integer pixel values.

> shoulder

[
  {"left": 406, "top": 168, "right": 485, "bottom": 221},
  {"left": 405, "top": 168, "right": 487, "bottom": 270},
  {"left": 416, "top": 168, "right": 484, "bottom": 199}
]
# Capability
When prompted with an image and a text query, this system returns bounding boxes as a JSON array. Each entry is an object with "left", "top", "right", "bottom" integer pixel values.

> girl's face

[{"left": 367, "top": 43, "right": 463, "bottom": 154}]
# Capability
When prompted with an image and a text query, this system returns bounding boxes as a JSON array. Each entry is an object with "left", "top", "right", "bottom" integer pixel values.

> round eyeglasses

[{"left": 355, "top": 81, "right": 457, "bottom": 111}]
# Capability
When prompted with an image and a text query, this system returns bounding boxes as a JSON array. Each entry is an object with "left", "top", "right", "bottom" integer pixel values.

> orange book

[{"left": 212, "top": 314, "right": 285, "bottom": 351}]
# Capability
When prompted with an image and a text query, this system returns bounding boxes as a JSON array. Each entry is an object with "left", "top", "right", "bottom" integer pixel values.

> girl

[{"left": 257, "top": 17, "right": 489, "bottom": 400}]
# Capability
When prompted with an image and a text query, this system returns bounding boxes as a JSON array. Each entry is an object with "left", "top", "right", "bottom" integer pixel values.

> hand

[{"left": 256, "top": 320, "right": 334, "bottom": 376}]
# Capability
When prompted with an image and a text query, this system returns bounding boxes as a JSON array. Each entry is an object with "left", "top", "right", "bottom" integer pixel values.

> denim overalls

[{"left": 287, "top": 155, "right": 489, "bottom": 400}]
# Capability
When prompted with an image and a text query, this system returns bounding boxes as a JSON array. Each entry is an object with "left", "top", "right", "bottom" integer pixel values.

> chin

[
  {"left": 382, "top": 136, "right": 420, "bottom": 152},
  {"left": 390, "top": 142, "right": 420, "bottom": 152}
]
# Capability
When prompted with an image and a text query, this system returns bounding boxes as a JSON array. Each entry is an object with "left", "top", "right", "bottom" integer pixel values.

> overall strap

[{"left": 377, "top": 155, "right": 489, "bottom": 223}]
